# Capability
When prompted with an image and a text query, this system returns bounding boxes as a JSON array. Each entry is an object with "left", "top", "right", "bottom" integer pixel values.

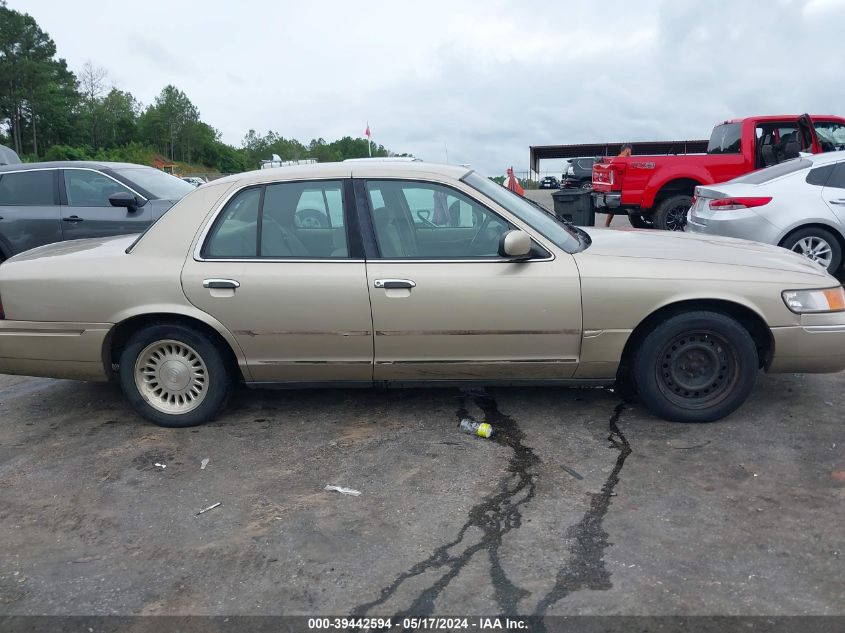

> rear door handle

[
  {"left": 374, "top": 279, "right": 416, "bottom": 289},
  {"left": 62, "top": 215, "right": 83, "bottom": 223},
  {"left": 203, "top": 278, "right": 240, "bottom": 289}
]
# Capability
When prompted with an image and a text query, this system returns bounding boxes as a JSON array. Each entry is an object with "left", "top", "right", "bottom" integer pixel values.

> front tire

[
  {"left": 119, "top": 323, "right": 231, "bottom": 427},
  {"left": 633, "top": 311, "right": 758, "bottom": 423},
  {"left": 781, "top": 227, "right": 843, "bottom": 273},
  {"left": 654, "top": 195, "right": 692, "bottom": 231}
]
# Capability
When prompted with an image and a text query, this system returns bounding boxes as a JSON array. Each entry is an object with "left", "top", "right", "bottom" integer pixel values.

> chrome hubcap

[
  {"left": 792, "top": 236, "right": 833, "bottom": 269},
  {"left": 134, "top": 340, "right": 208, "bottom": 414}
]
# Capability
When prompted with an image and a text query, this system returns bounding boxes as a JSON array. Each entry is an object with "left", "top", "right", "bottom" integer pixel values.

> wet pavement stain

[
  {"left": 352, "top": 396, "right": 632, "bottom": 619},
  {"left": 352, "top": 390, "right": 541, "bottom": 617},
  {"left": 532, "top": 402, "right": 631, "bottom": 616}
]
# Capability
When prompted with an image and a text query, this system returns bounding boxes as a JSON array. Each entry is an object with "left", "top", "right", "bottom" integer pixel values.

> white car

[{"left": 687, "top": 151, "right": 845, "bottom": 273}]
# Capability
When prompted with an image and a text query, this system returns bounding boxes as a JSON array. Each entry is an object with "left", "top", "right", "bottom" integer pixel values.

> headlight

[{"left": 782, "top": 287, "right": 845, "bottom": 313}]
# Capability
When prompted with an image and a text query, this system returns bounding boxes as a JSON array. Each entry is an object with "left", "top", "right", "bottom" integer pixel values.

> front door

[
  {"left": 181, "top": 178, "right": 373, "bottom": 383},
  {"left": 59, "top": 168, "right": 152, "bottom": 240},
  {"left": 360, "top": 178, "right": 582, "bottom": 382}
]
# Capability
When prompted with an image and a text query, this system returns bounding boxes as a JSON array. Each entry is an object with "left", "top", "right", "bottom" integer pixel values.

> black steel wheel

[{"left": 633, "top": 311, "right": 758, "bottom": 423}]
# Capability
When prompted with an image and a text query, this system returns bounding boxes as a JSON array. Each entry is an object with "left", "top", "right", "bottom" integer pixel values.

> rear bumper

[
  {"left": 592, "top": 192, "right": 622, "bottom": 210},
  {"left": 0, "top": 320, "right": 111, "bottom": 381},
  {"left": 768, "top": 323, "right": 845, "bottom": 373},
  {"left": 686, "top": 208, "right": 782, "bottom": 244}
]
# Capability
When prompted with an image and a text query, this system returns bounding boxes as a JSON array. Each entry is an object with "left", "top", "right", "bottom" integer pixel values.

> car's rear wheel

[
  {"left": 119, "top": 323, "right": 231, "bottom": 427},
  {"left": 633, "top": 311, "right": 758, "bottom": 423},
  {"left": 654, "top": 195, "right": 692, "bottom": 231},
  {"left": 781, "top": 227, "right": 843, "bottom": 273},
  {"left": 628, "top": 213, "right": 654, "bottom": 229}
]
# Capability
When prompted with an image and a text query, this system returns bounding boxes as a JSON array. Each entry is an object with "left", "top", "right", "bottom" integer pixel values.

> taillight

[{"left": 709, "top": 196, "right": 772, "bottom": 211}]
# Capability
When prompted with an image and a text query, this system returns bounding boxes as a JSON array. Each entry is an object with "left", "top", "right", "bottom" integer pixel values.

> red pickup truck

[{"left": 592, "top": 114, "right": 845, "bottom": 230}]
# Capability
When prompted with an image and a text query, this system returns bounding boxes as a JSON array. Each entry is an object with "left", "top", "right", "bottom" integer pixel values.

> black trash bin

[{"left": 551, "top": 189, "right": 595, "bottom": 226}]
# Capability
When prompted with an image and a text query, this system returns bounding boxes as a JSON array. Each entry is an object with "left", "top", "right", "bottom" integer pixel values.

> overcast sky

[{"left": 14, "top": 0, "right": 845, "bottom": 175}]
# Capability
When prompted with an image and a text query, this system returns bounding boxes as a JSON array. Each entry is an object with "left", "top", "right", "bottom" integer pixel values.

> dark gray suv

[{"left": 0, "top": 161, "right": 196, "bottom": 263}]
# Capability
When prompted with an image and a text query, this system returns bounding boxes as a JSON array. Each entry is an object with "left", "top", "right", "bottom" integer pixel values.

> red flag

[
  {"left": 505, "top": 167, "right": 524, "bottom": 196},
  {"left": 365, "top": 124, "right": 371, "bottom": 139}
]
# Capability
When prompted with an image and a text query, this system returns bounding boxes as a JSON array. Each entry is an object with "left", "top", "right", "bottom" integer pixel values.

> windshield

[
  {"left": 707, "top": 123, "right": 742, "bottom": 154},
  {"left": 462, "top": 172, "right": 583, "bottom": 252},
  {"left": 814, "top": 121, "right": 845, "bottom": 152},
  {"left": 731, "top": 158, "right": 812, "bottom": 185},
  {"left": 110, "top": 167, "right": 196, "bottom": 200}
]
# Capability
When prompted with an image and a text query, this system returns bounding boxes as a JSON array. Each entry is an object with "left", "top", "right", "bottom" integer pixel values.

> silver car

[{"left": 686, "top": 151, "right": 845, "bottom": 273}]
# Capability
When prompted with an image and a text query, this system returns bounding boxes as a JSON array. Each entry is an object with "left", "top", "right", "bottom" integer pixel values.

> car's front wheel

[
  {"left": 632, "top": 311, "right": 758, "bottom": 423},
  {"left": 781, "top": 227, "right": 843, "bottom": 273},
  {"left": 119, "top": 323, "right": 232, "bottom": 427}
]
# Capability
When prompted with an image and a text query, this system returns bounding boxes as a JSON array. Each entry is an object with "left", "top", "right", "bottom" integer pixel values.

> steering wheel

[{"left": 468, "top": 216, "right": 507, "bottom": 256}]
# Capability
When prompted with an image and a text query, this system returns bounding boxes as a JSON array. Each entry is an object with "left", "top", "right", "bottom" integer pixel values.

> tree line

[{"left": 0, "top": 2, "right": 404, "bottom": 172}]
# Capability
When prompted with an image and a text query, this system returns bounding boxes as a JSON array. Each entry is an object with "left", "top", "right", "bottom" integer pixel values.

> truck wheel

[
  {"left": 628, "top": 214, "right": 654, "bottom": 229},
  {"left": 633, "top": 311, "right": 758, "bottom": 423},
  {"left": 780, "top": 227, "right": 843, "bottom": 273},
  {"left": 654, "top": 195, "right": 692, "bottom": 231}
]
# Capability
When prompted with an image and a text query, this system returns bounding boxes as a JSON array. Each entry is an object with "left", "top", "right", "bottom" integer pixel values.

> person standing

[{"left": 604, "top": 144, "right": 633, "bottom": 227}]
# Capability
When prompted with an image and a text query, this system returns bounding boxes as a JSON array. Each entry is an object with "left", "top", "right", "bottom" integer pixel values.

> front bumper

[
  {"left": 0, "top": 320, "right": 112, "bottom": 381},
  {"left": 768, "top": 319, "right": 845, "bottom": 374}
]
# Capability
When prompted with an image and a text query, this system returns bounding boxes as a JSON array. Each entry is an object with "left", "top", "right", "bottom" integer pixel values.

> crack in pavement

[
  {"left": 352, "top": 395, "right": 631, "bottom": 619},
  {"left": 352, "top": 391, "right": 540, "bottom": 617},
  {"left": 532, "top": 402, "right": 631, "bottom": 617}
]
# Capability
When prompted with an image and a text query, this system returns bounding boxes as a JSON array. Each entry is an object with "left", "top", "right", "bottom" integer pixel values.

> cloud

[{"left": 13, "top": 0, "right": 845, "bottom": 175}]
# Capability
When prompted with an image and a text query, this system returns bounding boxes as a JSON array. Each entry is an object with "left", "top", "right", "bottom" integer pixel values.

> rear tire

[
  {"left": 780, "top": 227, "right": 843, "bottom": 273},
  {"left": 119, "top": 323, "right": 231, "bottom": 427},
  {"left": 654, "top": 195, "right": 692, "bottom": 231},
  {"left": 633, "top": 311, "right": 758, "bottom": 423},
  {"left": 628, "top": 213, "right": 654, "bottom": 229}
]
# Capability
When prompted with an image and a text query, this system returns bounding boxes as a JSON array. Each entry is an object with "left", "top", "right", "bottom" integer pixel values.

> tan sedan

[{"left": 1, "top": 161, "right": 844, "bottom": 427}]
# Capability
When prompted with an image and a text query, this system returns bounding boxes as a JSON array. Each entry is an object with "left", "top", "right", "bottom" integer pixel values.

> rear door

[
  {"left": 821, "top": 160, "right": 845, "bottom": 224},
  {"left": 0, "top": 168, "right": 61, "bottom": 257},
  {"left": 59, "top": 168, "right": 152, "bottom": 240},
  {"left": 180, "top": 178, "right": 374, "bottom": 383},
  {"left": 360, "top": 178, "right": 583, "bottom": 382}
]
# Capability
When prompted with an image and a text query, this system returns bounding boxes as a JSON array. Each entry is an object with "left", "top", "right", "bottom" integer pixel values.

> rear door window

[
  {"left": 0, "top": 170, "right": 55, "bottom": 205},
  {"left": 826, "top": 162, "right": 845, "bottom": 190}
]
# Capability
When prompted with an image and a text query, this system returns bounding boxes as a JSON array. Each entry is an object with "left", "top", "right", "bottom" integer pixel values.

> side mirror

[
  {"left": 498, "top": 230, "right": 532, "bottom": 259},
  {"left": 109, "top": 191, "right": 143, "bottom": 212}
]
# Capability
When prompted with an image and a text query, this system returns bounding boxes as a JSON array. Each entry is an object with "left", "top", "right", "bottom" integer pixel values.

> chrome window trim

[{"left": 192, "top": 175, "right": 558, "bottom": 264}]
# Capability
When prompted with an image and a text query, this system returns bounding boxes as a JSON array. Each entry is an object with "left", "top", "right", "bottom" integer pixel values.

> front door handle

[
  {"left": 62, "top": 215, "right": 84, "bottom": 223},
  {"left": 829, "top": 199, "right": 845, "bottom": 205},
  {"left": 203, "top": 278, "right": 240, "bottom": 289},
  {"left": 374, "top": 278, "right": 416, "bottom": 289}
]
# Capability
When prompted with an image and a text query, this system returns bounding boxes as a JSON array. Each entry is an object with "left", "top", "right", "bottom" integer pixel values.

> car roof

[
  {"left": 211, "top": 160, "right": 474, "bottom": 187},
  {"left": 0, "top": 161, "right": 153, "bottom": 173},
  {"left": 806, "top": 150, "right": 845, "bottom": 165},
  {"left": 723, "top": 115, "right": 845, "bottom": 124}
]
